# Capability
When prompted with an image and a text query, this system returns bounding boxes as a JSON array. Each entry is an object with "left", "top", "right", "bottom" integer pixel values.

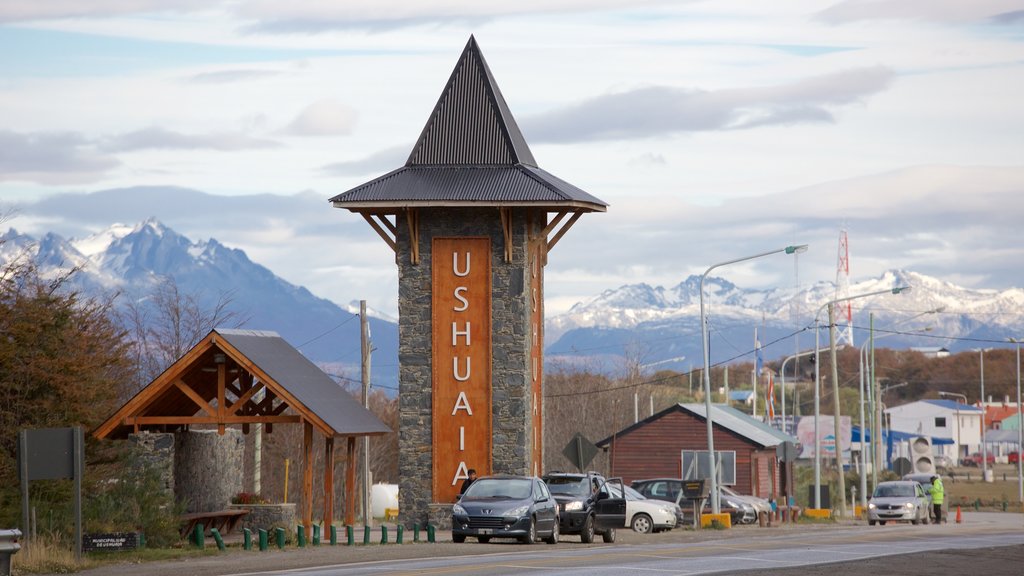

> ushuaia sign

[{"left": 433, "top": 238, "right": 492, "bottom": 503}]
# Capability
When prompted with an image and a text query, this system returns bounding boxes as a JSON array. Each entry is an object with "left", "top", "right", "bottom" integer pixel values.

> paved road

[{"left": 62, "top": 512, "right": 1024, "bottom": 576}]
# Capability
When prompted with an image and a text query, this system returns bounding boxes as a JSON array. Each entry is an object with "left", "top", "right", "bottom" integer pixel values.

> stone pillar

[
  {"left": 128, "top": 431, "right": 175, "bottom": 501},
  {"left": 174, "top": 429, "right": 245, "bottom": 513},
  {"left": 396, "top": 207, "right": 540, "bottom": 525}
]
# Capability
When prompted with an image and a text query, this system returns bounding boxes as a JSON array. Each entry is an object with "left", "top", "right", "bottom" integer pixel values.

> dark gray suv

[{"left": 542, "top": 472, "right": 626, "bottom": 543}]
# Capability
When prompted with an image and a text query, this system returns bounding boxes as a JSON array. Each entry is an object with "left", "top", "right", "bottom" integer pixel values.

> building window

[{"left": 935, "top": 417, "right": 947, "bottom": 428}]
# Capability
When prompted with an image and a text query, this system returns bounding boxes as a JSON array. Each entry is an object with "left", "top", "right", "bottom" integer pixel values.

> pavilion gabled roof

[
  {"left": 329, "top": 36, "right": 607, "bottom": 212},
  {"left": 94, "top": 328, "right": 390, "bottom": 440}
]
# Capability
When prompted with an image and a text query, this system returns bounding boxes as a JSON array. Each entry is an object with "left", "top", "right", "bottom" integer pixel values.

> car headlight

[
  {"left": 504, "top": 505, "right": 529, "bottom": 517},
  {"left": 868, "top": 503, "right": 877, "bottom": 509},
  {"left": 661, "top": 505, "right": 675, "bottom": 515},
  {"left": 564, "top": 501, "right": 584, "bottom": 511},
  {"left": 452, "top": 504, "right": 467, "bottom": 515},
  {"left": 905, "top": 502, "right": 915, "bottom": 509}
]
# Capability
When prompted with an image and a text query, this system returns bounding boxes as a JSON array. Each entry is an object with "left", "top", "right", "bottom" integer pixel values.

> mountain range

[{"left": 3, "top": 220, "right": 1022, "bottom": 387}]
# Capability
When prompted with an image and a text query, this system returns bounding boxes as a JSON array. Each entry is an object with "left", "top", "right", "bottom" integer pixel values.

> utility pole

[
  {"left": 829, "top": 303, "right": 847, "bottom": 518},
  {"left": 361, "top": 300, "right": 373, "bottom": 527}
]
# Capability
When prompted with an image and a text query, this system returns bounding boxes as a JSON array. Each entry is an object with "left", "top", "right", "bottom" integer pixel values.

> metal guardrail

[{"left": 0, "top": 529, "right": 22, "bottom": 576}]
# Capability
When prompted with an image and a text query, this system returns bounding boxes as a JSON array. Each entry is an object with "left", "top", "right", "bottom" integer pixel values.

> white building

[{"left": 886, "top": 399, "right": 983, "bottom": 461}]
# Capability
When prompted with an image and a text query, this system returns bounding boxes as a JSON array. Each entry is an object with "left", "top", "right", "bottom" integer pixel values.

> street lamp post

[
  {"left": 812, "top": 286, "right": 909, "bottom": 513},
  {"left": 1010, "top": 338, "right": 1024, "bottom": 503},
  {"left": 938, "top": 391, "right": 967, "bottom": 468},
  {"left": 700, "top": 244, "right": 807, "bottom": 515},
  {"left": 979, "top": 349, "right": 990, "bottom": 482}
]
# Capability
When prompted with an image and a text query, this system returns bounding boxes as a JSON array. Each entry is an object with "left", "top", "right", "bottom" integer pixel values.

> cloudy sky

[{"left": 2, "top": 1, "right": 1023, "bottom": 318}]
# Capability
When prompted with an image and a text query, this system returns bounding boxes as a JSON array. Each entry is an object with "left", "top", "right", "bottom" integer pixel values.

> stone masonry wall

[
  {"left": 396, "top": 207, "right": 537, "bottom": 526},
  {"left": 174, "top": 429, "right": 245, "bottom": 513},
  {"left": 128, "top": 431, "right": 175, "bottom": 501}
]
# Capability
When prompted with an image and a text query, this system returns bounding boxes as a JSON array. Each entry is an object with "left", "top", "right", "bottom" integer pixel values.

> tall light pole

[
  {"left": 780, "top": 347, "right": 832, "bottom": 436},
  {"left": 978, "top": 348, "right": 991, "bottom": 482},
  {"left": 1010, "top": 338, "right": 1023, "bottom": 503},
  {"left": 812, "top": 286, "right": 909, "bottom": 513},
  {"left": 700, "top": 244, "right": 807, "bottom": 514},
  {"left": 938, "top": 391, "right": 967, "bottom": 468}
]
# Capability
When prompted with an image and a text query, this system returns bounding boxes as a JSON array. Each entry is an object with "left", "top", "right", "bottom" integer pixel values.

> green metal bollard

[
  {"left": 346, "top": 525, "right": 354, "bottom": 546},
  {"left": 243, "top": 528, "right": 252, "bottom": 551},
  {"left": 193, "top": 523, "right": 205, "bottom": 549},
  {"left": 380, "top": 525, "right": 388, "bottom": 544},
  {"left": 413, "top": 523, "right": 420, "bottom": 542},
  {"left": 275, "top": 527, "right": 286, "bottom": 549},
  {"left": 363, "top": 524, "right": 371, "bottom": 545},
  {"left": 1003, "top": 500, "right": 1008, "bottom": 512},
  {"left": 313, "top": 524, "right": 321, "bottom": 546},
  {"left": 210, "top": 528, "right": 226, "bottom": 551},
  {"left": 258, "top": 529, "right": 268, "bottom": 551},
  {"left": 297, "top": 525, "right": 306, "bottom": 548},
  {"left": 427, "top": 524, "right": 436, "bottom": 543},
  {"left": 974, "top": 498, "right": 981, "bottom": 511},
  {"left": 330, "top": 525, "right": 337, "bottom": 545},
  {"left": 397, "top": 524, "right": 404, "bottom": 544},
  {"left": 138, "top": 532, "right": 146, "bottom": 548}
]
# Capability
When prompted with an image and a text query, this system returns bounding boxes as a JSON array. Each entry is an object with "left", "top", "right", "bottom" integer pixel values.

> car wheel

[
  {"left": 879, "top": 521, "right": 887, "bottom": 526},
  {"left": 911, "top": 518, "right": 919, "bottom": 525},
  {"left": 602, "top": 527, "right": 616, "bottom": 543},
  {"left": 453, "top": 533, "right": 466, "bottom": 543},
  {"left": 520, "top": 517, "right": 536, "bottom": 544},
  {"left": 631, "top": 513, "right": 653, "bottom": 534},
  {"left": 922, "top": 513, "right": 929, "bottom": 525},
  {"left": 580, "top": 514, "right": 595, "bottom": 543},
  {"left": 478, "top": 536, "right": 490, "bottom": 543},
  {"left": 868, "top": 520, "right": 876, "bottom": 526},
  {"left": 544, "top": 519, "right": 559, "bottom": 544}
]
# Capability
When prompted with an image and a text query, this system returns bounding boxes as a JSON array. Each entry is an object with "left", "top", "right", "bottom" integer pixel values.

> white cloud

[
  {"left": 102, "top": 127, "right": 282, "bottom": 152},
  {"left": 283, "top": 100, "right": 359, "bottom": 137},
  {"left": 0, "top": 130, "right": 119, "bottom": 185},
  {"left": 816, "top": 0, "right": 1024, "bottom": 24},
  {"left": 0, "top": 0, "right": 209, "bottom": 23}
]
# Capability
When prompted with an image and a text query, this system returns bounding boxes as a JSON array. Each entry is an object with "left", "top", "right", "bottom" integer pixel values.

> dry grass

[
  {"left": 945, "top": 464, "right": 1024, "bottom": 512},
  {"left": 10, "top": 532, "right": 220, "bottom": 574}
]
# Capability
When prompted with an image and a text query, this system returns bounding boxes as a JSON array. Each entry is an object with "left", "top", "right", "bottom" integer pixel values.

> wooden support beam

[
  {"left": 217, "top": 363, "right": 226, "bottom": 435},
  {"left": 547, "top": 211, "right": 583, "bottom": 252},
  {"left": 227, "top": 382, "right": 263, "bottom": 416},
  {"left": 126, "top": 415, "right": 300, "bottom": 426},
  {"left": 405, "top": 208, "right": 420, "bottom": 265},
  {"left": 324, "top": 437, "right": 335, "bottom": 531},
  {"left": 345, "top": 436, "right": 356, "bottom": 526},
  {"left": 361, "top": 213, "right": 397, "bottom": 253},
  {"left": 303, "top": 421, "right": 314, "bottom": 538},
  {"left": 500, "top": 207, "right": 513, "bottom": 262},
  {"left": 173, "top": 380, "right": 215, "bottom": 416}
]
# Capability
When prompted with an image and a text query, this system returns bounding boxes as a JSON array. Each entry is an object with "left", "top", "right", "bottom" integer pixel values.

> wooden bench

[{"left": 179, "top": 509, "right": 250, "bottom": 538}]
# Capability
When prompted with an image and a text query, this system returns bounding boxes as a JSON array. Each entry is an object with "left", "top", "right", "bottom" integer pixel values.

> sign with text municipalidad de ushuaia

[{"left": 432, "top": 237, "right": 492, "bottom": 503}]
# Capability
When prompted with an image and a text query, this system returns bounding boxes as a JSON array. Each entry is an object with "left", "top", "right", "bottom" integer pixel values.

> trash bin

[{"left": 0, "top": 529, "right": 22, "bottom": 576}]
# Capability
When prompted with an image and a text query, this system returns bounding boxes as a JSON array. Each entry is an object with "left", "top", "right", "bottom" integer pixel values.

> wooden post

[
  {"left": 303, "top": 421, "right": 313, "bottom": 537},
  {"left": 345, "top": 436, "right": 357, "bottom": 525},
  {"left": 324, "top": 436, "right": 335, "bottom": 531}
]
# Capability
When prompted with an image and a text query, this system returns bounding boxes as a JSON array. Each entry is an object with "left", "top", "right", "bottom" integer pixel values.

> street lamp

[
  {"left": 700, "top": 244, "right": 808, "bottom": 515},
  {"left": 812, "top": 286, "right": 909, "bottom": 514},
  {"left": 977, "top": 348, "right": 992, "bottom": 482},
  {"left": 1010, "top": 338, "right": 1023, "bottom": 504},
  {"left": 780, "top": 346, "right": 836, "bottom": 435},
  {"left": 938, "top": 391, "right": 967, "bottom": 469}
]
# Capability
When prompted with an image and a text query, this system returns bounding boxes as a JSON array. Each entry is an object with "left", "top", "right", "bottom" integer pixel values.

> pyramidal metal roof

[{"left": 330, "top": 36, "right": 607, "bottom": 211}]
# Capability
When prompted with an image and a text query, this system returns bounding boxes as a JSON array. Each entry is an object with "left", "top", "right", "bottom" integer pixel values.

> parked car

[
  {"left": 604, "top": 480, "right": 679, "bottom": 533},
  {"left": 961, "top": 452, "right": 996, "bottom": 467},
  {"left": 933, "top": 454, "right": 954, "bottom": 470},
  {"left": 867, "top": 480, "right": 930, "bottom": 526},
  {"left": 542, "top": 472, "right": 626, "bottom": 543},
  {"left": 630, "top": 478, "right": 757, "bottom": 525},
  {"left": 1009, "top": 451, "right": 1020, "bottom": 465},
  {"left": 451, "top": 475, "right": 559, "bottom": 544},
  {"left": 720, "top": 485, "right": 772, "bottom": 520}
]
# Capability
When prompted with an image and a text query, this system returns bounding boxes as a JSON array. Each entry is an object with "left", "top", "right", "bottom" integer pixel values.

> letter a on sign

[{"left": 452, "top": 391, "right": 473, "bottom": 415}]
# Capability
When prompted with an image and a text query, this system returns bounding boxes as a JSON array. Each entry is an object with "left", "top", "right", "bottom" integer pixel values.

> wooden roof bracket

[
  {"left": 361, "top": 212, "right": 397, "bottom": 254},
  {"left": 500, "top": 207, "right": 513, "bottom": 263},
  {"left": 405, "top": 208, "right": 420, "bottom": 264},
  {"left": 546, "top": 210, "right": 583, "bottom": 252}
]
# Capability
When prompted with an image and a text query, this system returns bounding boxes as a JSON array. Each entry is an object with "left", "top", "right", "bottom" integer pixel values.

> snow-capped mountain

[
  {"left": 0, "top": 220, "right": 398, "bottom": 389},
  {"left": 546, "top": 269, "right": 1024, "bottom": 372}
]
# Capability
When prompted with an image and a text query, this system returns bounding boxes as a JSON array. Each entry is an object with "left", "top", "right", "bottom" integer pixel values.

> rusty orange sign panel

[{"left": 432, "top": 237, "right": 492, "bottom": 503}]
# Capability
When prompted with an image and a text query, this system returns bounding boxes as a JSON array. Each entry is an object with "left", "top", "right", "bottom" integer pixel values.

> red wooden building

[{"left": 596, "top": 403, "right": 797, "bottom": 501}]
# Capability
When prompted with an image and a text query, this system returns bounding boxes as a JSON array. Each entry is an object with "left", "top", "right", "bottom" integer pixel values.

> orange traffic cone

[{"left": 955, "top": 505, "right": 962, "bottom": 524}]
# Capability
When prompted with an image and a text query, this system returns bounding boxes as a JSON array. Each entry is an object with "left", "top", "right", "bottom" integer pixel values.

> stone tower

[{"left": 330, "top": 36, "right": 607, "bottom": 524}]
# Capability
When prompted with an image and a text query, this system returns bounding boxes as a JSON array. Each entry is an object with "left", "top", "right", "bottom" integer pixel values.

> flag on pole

[
  {"left": 755, "top": 339, "right": 763, "bottom": 376},
  {"left": 767, "top": 372, "right": 776, "bottom": 419}
]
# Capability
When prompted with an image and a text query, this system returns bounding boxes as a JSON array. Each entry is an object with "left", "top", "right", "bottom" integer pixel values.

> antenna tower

[{"left": 834, "top": 228, "right": 854, "bottom": 346}]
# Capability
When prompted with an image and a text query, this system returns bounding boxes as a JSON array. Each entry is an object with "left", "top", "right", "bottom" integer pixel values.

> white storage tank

[{"left": 371, "top": 483, "right": 399, "bottom": 518}]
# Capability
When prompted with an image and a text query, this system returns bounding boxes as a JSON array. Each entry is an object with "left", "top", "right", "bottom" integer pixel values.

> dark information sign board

[
  {"left": 83, "top": 532, "right": 138, "bottom": 553},
  {"left": 21, "top": 428, "right": 76, "bottom": 480}
]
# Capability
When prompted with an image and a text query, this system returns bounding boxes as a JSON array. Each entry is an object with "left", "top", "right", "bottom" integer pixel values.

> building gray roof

[
  {"left": 330, "top": 36, "right": 607, "bottom": 212},
  {"left": 596, "top": 403, "right": 796, "bottom": 449}
]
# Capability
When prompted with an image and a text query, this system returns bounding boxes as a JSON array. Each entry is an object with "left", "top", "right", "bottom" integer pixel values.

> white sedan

[{"left": 607, "top": 481, "right": 679, "bottom": 533}]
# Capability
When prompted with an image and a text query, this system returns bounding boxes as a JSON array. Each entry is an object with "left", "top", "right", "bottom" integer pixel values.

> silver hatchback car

[{"left": 867, "top": 480, "right": 930, "bottom": 525}]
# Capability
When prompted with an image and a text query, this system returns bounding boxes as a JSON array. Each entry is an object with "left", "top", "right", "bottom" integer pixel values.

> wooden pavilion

[{"left": 94, "top": 328, "right": 391, "bottom": 535}]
